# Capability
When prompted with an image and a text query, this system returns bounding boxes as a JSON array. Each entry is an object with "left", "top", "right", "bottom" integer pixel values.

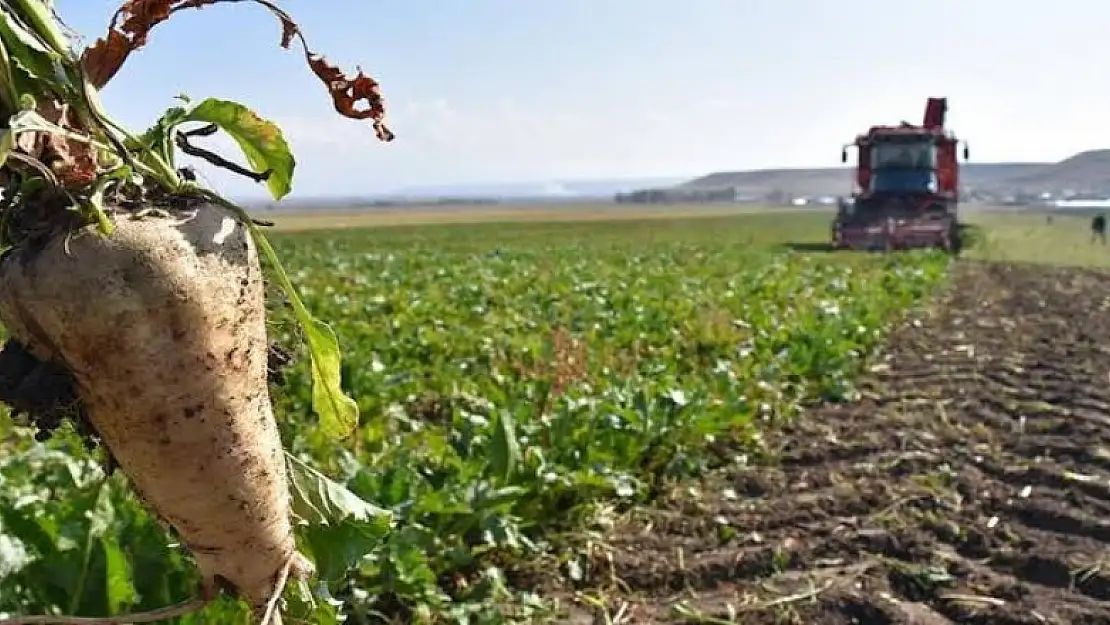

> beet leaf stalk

[{"left": 0, "top": 1, "right": 396, "bottom": 623}]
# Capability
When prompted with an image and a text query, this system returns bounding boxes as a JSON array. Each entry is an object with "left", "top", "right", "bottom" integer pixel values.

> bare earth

[
  {"left": 259, "top": 204, "right": 821, "bottom": 232},
  {"left": 554, "top": 260, "right": 1110, "bottom": 624}
]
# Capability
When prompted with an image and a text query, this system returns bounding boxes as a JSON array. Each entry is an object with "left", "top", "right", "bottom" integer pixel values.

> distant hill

[
  {"left": 678, "top": 162, "right": 1050, "bottom": 198},
  {"left": 994, "top": 150, "right": 1110, "bottom": 193}
]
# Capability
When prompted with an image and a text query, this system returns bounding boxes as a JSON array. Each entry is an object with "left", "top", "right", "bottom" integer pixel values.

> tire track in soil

[{"left": 561, "top": 261, "right": 1110, "bottom": 624}]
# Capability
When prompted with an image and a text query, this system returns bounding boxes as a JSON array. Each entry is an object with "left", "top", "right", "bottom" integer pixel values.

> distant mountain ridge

[{"left": 994, "top": 150, "right": 1110, "bottom": 192}]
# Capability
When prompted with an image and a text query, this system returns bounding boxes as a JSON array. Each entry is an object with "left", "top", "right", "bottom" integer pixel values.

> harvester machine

[{"left": 831, "top": 97, "right": 969, "bottom": 253}]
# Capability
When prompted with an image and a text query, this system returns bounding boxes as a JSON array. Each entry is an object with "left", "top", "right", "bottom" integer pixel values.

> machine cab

[
  {"left": 868, "top": 136, "right": 937, "bottom": 193},
  {"left": 841, "top": 130, "right": 964, "bottom": 199}
]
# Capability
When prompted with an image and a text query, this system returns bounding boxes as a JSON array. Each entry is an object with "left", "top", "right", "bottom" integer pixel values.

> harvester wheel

[
  {"left": 936, "top": 233, "right": 952, "bottom": 253},
  {"left": 947, "top": 226, "right": 963, "bottom": 257}
]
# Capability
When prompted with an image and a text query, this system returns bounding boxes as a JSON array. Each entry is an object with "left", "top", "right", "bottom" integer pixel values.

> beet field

[{"left": 0, "top": 211, "right": 955, "bottom": 624}]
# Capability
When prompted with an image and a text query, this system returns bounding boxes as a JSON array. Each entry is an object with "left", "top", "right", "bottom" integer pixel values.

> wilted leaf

[
  {"left": 285, "top": 452, "right": 391, "bottom": 527},
  {"left": 6, "top": 103, "right": 99, "bottom": 188},
  {"left": 81, "top": 29, "right": 129, "bottom": 88},
  {"left": 304, "top": 54, "right": 394, "bottom": 142},
  {"left": 80, "top": 0, "right": 393, "bottom": 141},
  {"left": 81, "top": 0, "right": 192, "bottom": 88},
  {"left": 285, "top": 453, "right": 392, "bottom": 583}
]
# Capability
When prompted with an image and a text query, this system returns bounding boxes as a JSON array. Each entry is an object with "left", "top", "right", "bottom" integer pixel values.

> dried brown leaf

[
  {"left": 80, "top": 0, "right": 393, "bottom": 141},
  {"left": 81, "top": 0, "right": 180, "bottom": 88},
  {"left": 82, "top": 29, "right": 131, "bottom": 89},
  {"left": 278, "top": 13, "right": 296, "bottom": 48},
  {"left": 305, "top": 55, "right": 394, "bottom": 142},
  {"left": 33, "top": 101, "right": 99, "bottom": 188}
]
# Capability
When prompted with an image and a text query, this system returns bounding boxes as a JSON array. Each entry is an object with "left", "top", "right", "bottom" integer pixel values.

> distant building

[{"left": 1052, "top": 198, "right": 1110, "bottom": 209}]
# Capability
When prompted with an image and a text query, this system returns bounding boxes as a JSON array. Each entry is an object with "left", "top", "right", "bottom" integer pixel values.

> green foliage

[
  {"left": 0, "top": 216, "right": 950, "bottom": 623},
  {"left": 251, "top": 224, "right": 362, "bottom": 440},
  {"left": 179, "top": 98, "right": 295, "bottom": 200},
  {"left": 0, "top": 433, "right": 198, "bottom": 618},
  {"left": 135, "top": 96, "right": 295, "bottom": 200}
]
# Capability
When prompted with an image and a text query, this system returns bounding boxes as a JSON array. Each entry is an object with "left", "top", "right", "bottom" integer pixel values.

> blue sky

[{"left": 55, "top": 0, "right": 1110, "bottom": 200}]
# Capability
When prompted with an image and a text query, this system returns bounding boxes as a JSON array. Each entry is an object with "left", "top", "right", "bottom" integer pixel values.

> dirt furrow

[{"left": 559, "top": 261, "right": 1110, "bottom": 624}]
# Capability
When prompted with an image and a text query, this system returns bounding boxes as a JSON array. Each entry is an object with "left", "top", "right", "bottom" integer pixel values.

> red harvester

[{"left": 832, "top": 97, "right": 970, "bottom": 253}]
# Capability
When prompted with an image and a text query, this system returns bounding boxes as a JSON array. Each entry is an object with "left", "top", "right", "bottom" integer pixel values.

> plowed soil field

[{"left": 567, "top": 260, "right": 1110, "bottom": 624}]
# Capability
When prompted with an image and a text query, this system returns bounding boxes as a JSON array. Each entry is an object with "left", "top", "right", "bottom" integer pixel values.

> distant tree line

[{"left": 615, "top": 187, "right": 741, "bottom": 204}]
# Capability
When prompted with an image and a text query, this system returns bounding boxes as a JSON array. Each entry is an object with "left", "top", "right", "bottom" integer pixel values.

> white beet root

[{"left": 0, "top": 203, "right": 310, "bottom": 622}]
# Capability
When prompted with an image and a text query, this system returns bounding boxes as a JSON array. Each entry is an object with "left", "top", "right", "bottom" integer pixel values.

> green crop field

[
  {"left": 0, "top": 206, "right": 1054, "bottom": 623},
  {"left": 962, "top": 209, "right": 1110, "bottom": 267}
]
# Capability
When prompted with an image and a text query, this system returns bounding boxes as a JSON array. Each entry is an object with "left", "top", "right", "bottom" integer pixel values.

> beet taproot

[{"left": 0, "top": 203, "right": 311, "bottom": 621}]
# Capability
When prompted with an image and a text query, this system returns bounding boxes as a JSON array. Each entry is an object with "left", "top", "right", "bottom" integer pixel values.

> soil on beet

[
  {"left": 549, "top": 260, "right": 1110, "bottom": 624},
  {"left": 0, "top": 336, "right": 295, "bottom": 449}
]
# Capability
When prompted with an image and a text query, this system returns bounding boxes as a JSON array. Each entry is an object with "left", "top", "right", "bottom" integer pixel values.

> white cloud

[{"left": 701, "top": 98, "right": 732, "bottom": 112}]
